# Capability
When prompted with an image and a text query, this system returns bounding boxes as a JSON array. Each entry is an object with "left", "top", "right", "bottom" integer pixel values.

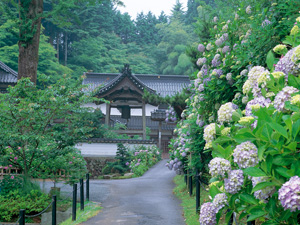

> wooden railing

[
  {"left": 0, "top": 166, "right": 22, "bottom": 179},
  {"left": 0, "top": 166, "right": 68, "bottom": 179}
]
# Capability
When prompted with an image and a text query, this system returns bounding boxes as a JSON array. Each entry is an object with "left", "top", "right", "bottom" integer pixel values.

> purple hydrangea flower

[
  {"left": 262, "top": 19, "right": 272, "bottom": 27},
  {"left": 198, "top": 84, "right": 205, "bottom": 92},
  {"left": 203, "top": 77, "right": 211, "bottom": 85},
  {"left": 197, "top": 57, "right": 207, "bottom": 66},
  {"left": 212, "top": 193, "right": 228, "bottom": 213},
  {"left": 275, "top": 49, "right": 296, "bottom": 76},
  {"left": 245, "top": 96, "right": 272, "bottom": 116},
  {"left": 224, "top": 170, "right": 244, "bottom": 194},
  {"left": 198, "top": 44, "right": 205, "bottom": 52},
  {"left": 199, "top": 202, "right": 217, "bottom": 225},
  {"left": 233, "top": 141, "right": 259, "bottom": 168},
  {"left": 274, "top": 86, "right": 299, "bottom": 111},
  {"left": 212, "top": 69, "right": 223, "bottom": 77},
  {"left": 208, "top": 157, "right": 231, "bottom": 178},
  {"left": 251, "top": 176, "right": 275, "bottom": 202},
  {"left": 212, "top": 54, "right": 221, "bottom": 67},
  {"left": 222, "top": 46, "right": 230, "bottom": 54},
  {"left": 278, "top": 176, "right": 300, "bottom": 212}
]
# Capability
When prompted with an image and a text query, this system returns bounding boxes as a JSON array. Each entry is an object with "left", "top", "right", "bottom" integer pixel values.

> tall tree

[{"left": 0, "top": 0, "right": 122, "bottom": 84}]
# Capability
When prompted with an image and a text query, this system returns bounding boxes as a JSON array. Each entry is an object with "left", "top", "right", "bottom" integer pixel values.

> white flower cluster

[
  {"left": 204, "top": 123, "right": 217, "bottom": 149},
  {"left": 243, "top": 66, "right": 270, "bottom": 97},
  {"left": 208, "top": 157, "right": 231, "bottom": 178},
  {"left": 217, "top": 102, "right": 237, "bottom": 124},
  {"left": 233, "top": 141, "right": 259, "bottom": 168}
]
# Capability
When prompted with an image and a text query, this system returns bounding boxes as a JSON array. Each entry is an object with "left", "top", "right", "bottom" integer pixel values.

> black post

[
  {"left": 189, "top": 170, "right": 193, "bottom": 196},
  {"left": 86, "top": 173, "right": 90, "bottom": 201},
  {"left": 247, "top": 216, "right": 255, "bottom": 225},
  {"left": 19, "top": 209, "right": 25, "bottom": 225},
  {"left": 80, "top": 178, "right": 84, "bottom": 210},
  {"left": 184, "top": 168, "right": 187, "bottom": 185},
  {"left": 72, "top": 184, "right": 77, "bottom": 221},
  {"left": 228, "top": 212, "right": 234, "bottom": 225},
  {"left": 52, "top": 195, "right": 56, "bottom": 225},
  {"left": 195, "top": 169, "right": 200, "bottom": 214}
]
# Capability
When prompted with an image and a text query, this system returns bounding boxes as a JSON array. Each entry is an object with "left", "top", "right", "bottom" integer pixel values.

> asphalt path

[
  {"left": 81, "top": 159, "right": 185, "bottom": 225},
  {"left": 39, "top": 159, "right": 185, "bottom": 225}
]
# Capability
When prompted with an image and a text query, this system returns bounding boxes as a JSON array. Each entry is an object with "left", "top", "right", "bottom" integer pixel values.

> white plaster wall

[
  {"left": 83, "top": 102, "right": 157, "bottom": 116},
  {"left": 77, "top": 143, "right": 156, "bottom": 157}
]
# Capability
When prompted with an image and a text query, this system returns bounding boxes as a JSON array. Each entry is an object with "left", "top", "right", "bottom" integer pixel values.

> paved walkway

[{"left": 81, "top": 159, "right": 185, "bottom": 225}]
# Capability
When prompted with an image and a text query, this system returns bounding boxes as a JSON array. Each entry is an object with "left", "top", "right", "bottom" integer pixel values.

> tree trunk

[
  {"left": 64, "top": 32, "right": 67, "bottom": 66},
  {"left": 56, "top": 32, "right": 60, "bottom": 61},
  {"left": 17, "top": 0, "right": 44, "bottom": 84}
]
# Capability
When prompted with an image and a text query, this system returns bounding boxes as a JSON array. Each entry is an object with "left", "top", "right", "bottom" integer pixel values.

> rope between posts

[
  {"left": 57, "top": 180, "right": 86, "bottom": 202},
  {"left": 13, "top": 216, "right": 21, "bottom": 225},
  {"left": 25, "top": 200, "right": 54, "bottom": 218},
  {"left": 198, "top": 179, "right": 209, "bottom": 192}
]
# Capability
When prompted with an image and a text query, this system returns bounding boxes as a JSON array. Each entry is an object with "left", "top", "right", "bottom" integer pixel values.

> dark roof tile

[{"left": 0, "top": 61, "right": 18, "bottom": 83}]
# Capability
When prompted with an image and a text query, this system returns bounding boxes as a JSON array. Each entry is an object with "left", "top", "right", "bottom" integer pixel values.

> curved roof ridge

[{"left": 0, "top": 61, "right": 18, "bottom": 77}]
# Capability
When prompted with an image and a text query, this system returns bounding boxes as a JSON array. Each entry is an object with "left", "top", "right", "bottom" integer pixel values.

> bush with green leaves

[
  {"left": 0, "top": 76, "right": 99, "bottom": 183},
  {"left": 129, "top": 145, "right": 161, "bottom": 177},
  {"left": 102, "top": 143, "right": 131, "bottom": 175},
  {"left": 168, "top": 0, "right": 300, "bottom": 182},
  {"left": 196, "top": 17, "right": 300, "bottom": 224},
  {"left": 0, "top": 189, "right": 50, "bottom": 222}
]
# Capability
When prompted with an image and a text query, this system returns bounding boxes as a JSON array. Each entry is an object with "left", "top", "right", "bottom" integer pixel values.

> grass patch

[
  {"left": 60, "top": 201, "right": 102, "bottom": 225},
  {"left": 173, "top": 175, "right": 210, "bottom": 225}
]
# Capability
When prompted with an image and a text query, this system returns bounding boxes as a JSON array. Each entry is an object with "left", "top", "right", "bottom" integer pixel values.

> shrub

[{"left": 0, "top": 190, "right": 50, "bottom": 222}]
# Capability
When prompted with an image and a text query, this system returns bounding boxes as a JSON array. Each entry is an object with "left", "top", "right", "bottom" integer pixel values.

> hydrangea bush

[
  {"left": 168, "top": 1, "right": 300, "bottom": 224},
  {"left": 197, "top": 18, "right": 300, "bottom": 224}
]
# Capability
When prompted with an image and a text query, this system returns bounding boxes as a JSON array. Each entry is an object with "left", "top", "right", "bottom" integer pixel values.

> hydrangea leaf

[
  {"left": 267, "top": 122, "right": 288, "bottom": 139},
  {"left": 251, "top": 181, "right": 277, "bottom": 193},
  {"left": 266, "top": 50, "right": 275, "bottom": 70},
  {"left": 240, "top": 193, "right": 259, "bottom": 205},
  {"left": 243, "top": 167, "right": 267, "bottom": 177},
  {"left": 275, "top": 167, "right": 292, "bottom": 178}
]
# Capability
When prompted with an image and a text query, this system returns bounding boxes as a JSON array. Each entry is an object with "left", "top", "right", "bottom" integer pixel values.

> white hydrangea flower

[
  {"left": 204, "top": 123, "right": 217, "bottom": 149},
  {"left": 217, "top": 102, "right": 238, "bottom": 124}
]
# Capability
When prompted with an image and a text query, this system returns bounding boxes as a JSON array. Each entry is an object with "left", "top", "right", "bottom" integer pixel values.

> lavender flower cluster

[
  {"left": 233, "top": 141, "right": 258, "bottom": 169},
  {"left": 212, "top": 193, "right": 228, "bottom": 213},
  {"left": 251, "top": 176, "right": 275, "bottom": 202},
  {"left": 166, "top": 158, "right": 183, "bottom": 174},
  {"left": 212, "top": 54, "right": 221, "bottom": 67},
  {"left": 278, "top": 176, "right": 300, "bottom": 212},
  {"left": 165, "top": 107, "right": 177, "bottom": 122},
  {"left": 199, "top": 202, "right": 217, "bottom": 225},
  {"left": 245, "top": 96, "right": 271, "bottom": 116},
  {"left": 273, "top": 86, "right": 299, "bottom": 111},
  {"left": 217, "top": 102, "right": 238, "bottom": 124},
  {"left": 208, "top": 157, "right": 231, "bottom": 178},
  {"left": 275, "top": 48, "right": 297, "bottom": 77},
  {"left": 224, "top": 170, "right": 244, "bottom": 194}
]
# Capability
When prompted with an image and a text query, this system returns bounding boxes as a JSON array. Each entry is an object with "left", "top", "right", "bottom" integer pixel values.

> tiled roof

[
  {"left": 110, "top": 115, "right": 176, "bottom": 131},
  {"left": 83, "top": 73, "right": 190, "bottom": 97},
  {"left": 0, "top": 61, "right": 18, "bottom": 83}
]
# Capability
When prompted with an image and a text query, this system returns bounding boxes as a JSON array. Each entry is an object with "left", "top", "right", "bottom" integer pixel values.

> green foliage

[
  {"left": 103, "top": 143, "right": 131, "bottom": 175},
  {"left": 0, "top": 76, "right": 96, "bottom": 181},
  {"left": 0, "top": 189, "right": 50, "bottom": 222},
  {"left": 129, "top": 145, "right": 161, "bottom": 177},
  {"left": 0, "top": 175, "right": 22, "bottom": 196}
]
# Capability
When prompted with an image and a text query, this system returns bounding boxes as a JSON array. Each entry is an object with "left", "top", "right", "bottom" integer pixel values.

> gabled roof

[
  {"left": 0, "top": 61, "right": 18, "bottom": 84},
  {"left": 83, "top": 65, "right": 190, "bottom": 97}
]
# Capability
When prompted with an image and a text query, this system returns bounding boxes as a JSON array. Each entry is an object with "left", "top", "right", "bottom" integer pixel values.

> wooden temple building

[
  {"left": 83, "top": 65, "right": 190, "bottom": 154},
  {"left": 0, "top": 61, "right": 17, "bottom": 92}
]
